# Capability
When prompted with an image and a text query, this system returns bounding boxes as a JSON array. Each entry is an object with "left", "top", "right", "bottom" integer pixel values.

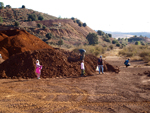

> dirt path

[{"left": 0, "top": 50, "right": 150, "bottom": 113}]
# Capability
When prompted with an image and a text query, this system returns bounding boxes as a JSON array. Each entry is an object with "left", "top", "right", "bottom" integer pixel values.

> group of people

[
  {"left": 80, "top": 55, "right": 104, "bottom": 76},
  {"left": 35, "top": 49, "right": 130, "bottom": 79}
]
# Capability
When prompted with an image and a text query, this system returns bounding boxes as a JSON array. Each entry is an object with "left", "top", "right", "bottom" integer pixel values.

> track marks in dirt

[{"left": 0, "top": 79, "right": 122, "bottom": 113}]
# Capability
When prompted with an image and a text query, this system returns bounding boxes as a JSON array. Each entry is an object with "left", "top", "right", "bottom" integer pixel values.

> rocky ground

[{"left": 0, "top": 55, "right": 150, "bottom": 113}]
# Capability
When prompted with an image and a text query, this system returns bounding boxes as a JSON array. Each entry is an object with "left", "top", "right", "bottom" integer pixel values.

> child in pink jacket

[{"left": 36, "top": 60, "right": 42, "bottom": 79}]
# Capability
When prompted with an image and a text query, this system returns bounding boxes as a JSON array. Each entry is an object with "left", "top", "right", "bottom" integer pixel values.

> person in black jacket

[{"left": 98, "top": 55, "right": 104, "bottom": 74}]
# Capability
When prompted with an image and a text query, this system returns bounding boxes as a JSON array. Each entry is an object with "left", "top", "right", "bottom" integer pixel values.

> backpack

[
  {"left": 98, "top": 58, "right": 103, "bottom": 65},
  {"left": 124, "top": 60, "right": 128, "bottom": 65}
]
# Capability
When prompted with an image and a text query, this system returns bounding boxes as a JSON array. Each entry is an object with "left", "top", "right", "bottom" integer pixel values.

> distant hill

[{"left": 103, "top": 31, "right": 150, "bottom": 38}]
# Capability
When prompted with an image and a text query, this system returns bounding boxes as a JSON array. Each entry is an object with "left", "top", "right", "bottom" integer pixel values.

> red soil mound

[
  {"left": 0, "top": 48, "right": 119, "bottom": 79},
  {"left": 0, "top": 29, "right": 53, "bottom": 60}
]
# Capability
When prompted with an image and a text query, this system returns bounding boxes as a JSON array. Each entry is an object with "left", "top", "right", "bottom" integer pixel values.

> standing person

[
  {"left": 0, "top": 54, "right": 2, "bottom": 59},
  {"left": 79, "top": 49, "right": 86, "bottom": 61},
  {"left": 124, "top": 58, "right": 130, "bottom": 67},
  {"left": 98, "top": 55, "right": 104, "bottom": 74},
  {"left": 36, "top": 60, "right": 42, "bottom": 79},
  {"left": 81, "top": 60, "right": 85, "bottom": 76}
]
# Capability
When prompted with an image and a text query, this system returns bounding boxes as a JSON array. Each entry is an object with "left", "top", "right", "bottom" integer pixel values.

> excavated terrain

[
  {"left": 0, "top": 29, "right": 53, "bottom": 60},
  {"left": 0, "top": 48, "right": 119, "bottom": 79}
]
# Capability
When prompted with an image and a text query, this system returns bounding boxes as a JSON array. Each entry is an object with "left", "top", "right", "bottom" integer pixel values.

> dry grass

[
  {"left": 119, "top": 45, "right": 150, "bottom": 62},
  {"left": 72, "top": 45, "right": 107, "bottom": 57}
]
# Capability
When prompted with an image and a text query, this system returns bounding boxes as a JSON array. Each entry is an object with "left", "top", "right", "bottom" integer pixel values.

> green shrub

[
  {"left": 58, "top": 39, "right": 64, "bottom": 46},
  {"left": 6, "top": 5, "right": 11, "bottom": 8},
  {"left": 112, "top": 39, "right": 118, "bottom": 44},
  {"left": 71, "top": 17, "right": 75, "bottom": 20},
  {"left": 22, "top": 5, "right": 25, "bottom": 8},
  {"left": 43, "top": 25, "right": 47, "bottom": 29},
  {"left": 104, "top": 38, "right": 111, "bottom": 43},
  {"left": 46, "top": 33, "right": 53, "bottom": 40},
  {"left": 116, "top": 43, "right": 120, "bottom": 47},
  {"left": 135, "top": 41, "right": 141, "bottom": 45},
  {"left": 78, "top": 22, "right": 82, "bottom": 27},
  {"left": 28, "top": 14, "right": 38, "bottom": 21},
  {"left": 108, "top": 33, "right": 112, "bottom": 37},
  {"left": 97, "top": 30, "right": 104, "bottom": 36},
  {"left": 83, "top": 23, "right": 87, "bottom": 27},
  {"left": 38, "top": 15, "right": 44, "bottom": 20},
  {"left": 14, "top": 21, "right": 19, "bottom": 26},
  {"left": 37, "top": 23, "right": 42, "bottom": 28},
  {"left": 86, "top": 33, "right": 98, "bottom": 45},
  {"left": 0, "top": 2, "right": 4, "bottom": 9}
]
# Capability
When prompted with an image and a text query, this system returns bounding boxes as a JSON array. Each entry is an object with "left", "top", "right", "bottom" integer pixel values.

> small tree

[
  {"left": 83, "top": 23, "right": 87, "bottom": 27},
  {"left": 97, "top": 30, "right": 104, "bottom": 36},
  {"left": 76, "top": 19, "right": 80, "bottom": 24},
  {"left": 6, "top": 5, "right": 11, "bottom": 8},
  {"left": 0, "top": 2, "right": 4, "bottom": 9},
  {"left": 38, "top": 15, "right": 44, "bottom": 20},
  {"left": 108, "top": 33, "right": 112, "bottom": 37},
  {"left": 134, "top": 35, "right": 137, "bottom": 37},
  {"left": 37, "top": 23, "right": 42, "bottom": 28},
  {"left": 104, "top": 38, "right": 111, "bottom": 43},
  {"left": 58, "top": 39, "right": 64, "bottom": 47},
  {"left": 22, "top": 5, "right": 25, "bottom": 8},
  {"left": 0, "top": 16, "right": 3, "bottom": 23},
  {"left": 46, "top": 33, "right": 53, "bottom": 40},
  {"left": 71, "top": 17, "right": 75, "bottom": 20},
  {"left": 86, "top": 33, "right": 98, "bottom": 45},
  {"left": 135, "top": 41, "right": 141, "bottom": 45},
  {"left": 28, "top": 14, "right": 38, "bottom": 21},
  {"left": 14, "top": 21, "right": 19, "bottom": 26},
  {"left": 116, "top": 43, "right": 121, "bottom": 47},
  {"left": 43, "top": 25, "right": 47, "bottom": 29},
  {"left": 112, "top": 39, "right": 118, "bottom": 44},
  {"left": 78, "top": 22, "right": 82, "bottom": 27}
]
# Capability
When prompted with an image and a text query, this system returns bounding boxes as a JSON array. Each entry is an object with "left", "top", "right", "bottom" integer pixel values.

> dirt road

[{"left": 0, "top": 55, "right": 150, "bottom": 113}]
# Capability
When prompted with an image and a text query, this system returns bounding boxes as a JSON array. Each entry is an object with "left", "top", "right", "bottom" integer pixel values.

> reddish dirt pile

[
  {"left": 0, "top": 48, "right": 119, "bottom": 79},
  {"left": 0, "top": 29, "right": 53, "bottom": 60}
]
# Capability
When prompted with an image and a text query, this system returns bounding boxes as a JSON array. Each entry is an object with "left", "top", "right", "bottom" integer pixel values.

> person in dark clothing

[
  {"left": 79, "top": 49, "right": 86, "bottom": 61},
  {"left": 124, "top": 58, "right": 130, "bottom": 67},
  {"left": 98, "top": 55, "right": 104, "bottom": 74}
]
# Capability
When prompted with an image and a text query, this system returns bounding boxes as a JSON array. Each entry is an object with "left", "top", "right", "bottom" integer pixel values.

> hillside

[
  {"left": 0, "top": 8, "right": 57, "bottom": 24},
  {"left": 0, "top": 8, "right": 99, "bottom": 47}
]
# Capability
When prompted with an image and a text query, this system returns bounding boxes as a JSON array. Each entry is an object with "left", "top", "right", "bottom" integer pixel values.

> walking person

[
  {"left": 81, "top": 60, "right": 85, "bottom": 76},
  {"left": 36, "top": 60, "right": 42, "bottom": 79},
  {"left": 124, "top": 58, "right": 130, "bottom": 67},
  {"left": 98, "top": 55, "right": 104, "bottom": 74}
]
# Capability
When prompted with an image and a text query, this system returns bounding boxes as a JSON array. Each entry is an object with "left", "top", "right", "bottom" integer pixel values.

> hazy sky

[{"left": 1, "top": 0, "right": 150, "bottom": 32}]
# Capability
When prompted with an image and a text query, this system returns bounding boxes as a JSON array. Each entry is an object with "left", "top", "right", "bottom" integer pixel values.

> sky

[{"left": 1, "top": 0, "right": 150, "bottom": 32}]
